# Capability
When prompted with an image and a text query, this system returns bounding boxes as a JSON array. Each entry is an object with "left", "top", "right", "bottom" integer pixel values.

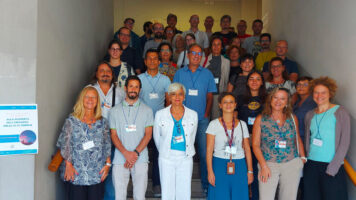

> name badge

[
  {"left": 227, "top": 162, "right": 235, "bottom": 175},
  {"left": 225, "top": 146, "right": 237, "bottom": 155},
  {"left": 174, "top": 135, "right": 184, "bottom": 143},
  {"left": 312, "top": 138, "right": 323, "bottom": 147},
  {"left": 83, "top": 141, "right": 94, "bottom": 150},
  {"left": 125, "top": 124, "right": 137, "bottom": 132},
  {"left": 275, "top": 140, "right": 286, "bottom": 148},
  {"left": 214, "top": 78, "right": 219, "bottom": 84},
  {"left": 149, "top": 93, "right": 159, "bottom": 99},
  {"left": 248, "top": 117, "right": 256, "bottom": 125},
  {"left": 188, "top": 89, "right": 198, "bottom": 96}
]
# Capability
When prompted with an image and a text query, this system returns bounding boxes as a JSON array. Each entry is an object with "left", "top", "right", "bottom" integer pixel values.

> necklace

[{"left": 271, "top": 113, "right": 283, "bottom": 124}]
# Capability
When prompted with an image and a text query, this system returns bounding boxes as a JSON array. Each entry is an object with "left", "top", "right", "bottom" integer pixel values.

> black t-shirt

[
  {"left": 237, "top": 95, "right": 263, "bottom": 133},
  {"left": 212, "top": 31, "right": 238, "bottom": 48},
  {"left": 229, "top": 65, "right": 242, "bottom": 80}
]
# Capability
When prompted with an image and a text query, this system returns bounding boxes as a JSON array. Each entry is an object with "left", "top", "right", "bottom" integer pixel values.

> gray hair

[
  {"left": 168, "top": 83, "right": 186, "bottom": 96},
  {"left": 172, "top": 34, "right": 184, "bottom": 50}
]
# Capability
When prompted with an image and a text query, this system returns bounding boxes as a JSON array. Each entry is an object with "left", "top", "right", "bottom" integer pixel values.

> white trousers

[
  {"left": 159, "top": 150, "right": 193, "bottom": 200},
  {"left": 112, "top": 163, "right": 148, "bottom": 200}
]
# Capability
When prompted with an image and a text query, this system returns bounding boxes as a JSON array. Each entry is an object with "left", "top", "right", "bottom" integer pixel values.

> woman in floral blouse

[
  {"left": 57, "top": 86, "right": 111, "bottom": 200},
  {"left": 158, "top": 42, "right": 178, "bottom": 81}
]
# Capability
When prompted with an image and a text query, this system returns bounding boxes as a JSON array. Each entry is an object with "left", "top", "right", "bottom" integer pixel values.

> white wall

[{"left": 262, "top": 0, "right": 356, "bottom": 199}]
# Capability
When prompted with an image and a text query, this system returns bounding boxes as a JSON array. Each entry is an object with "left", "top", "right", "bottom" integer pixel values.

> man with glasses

[
  {"left": 183, "top": 15, "right": 209, "bottom": 55},
  {"left": 262, "top": 40, "right": 299, "bottom": 82},
  {"left": 255, "top": 33, "right": 276, "bottom": 71},
  {"left": 173, "top": 44, "right": 217, "bottom": 196},
  {"left": 143, "top": 23, "right": 165, "bottom": 58}
]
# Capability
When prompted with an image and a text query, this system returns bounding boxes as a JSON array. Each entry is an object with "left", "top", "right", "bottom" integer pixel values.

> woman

[
  {"left": 226, "top": 45, "right": 242, "bottom": 79},
  {"left": 252, "top": 87, "right": 306, "bottom": 200},
  {"left": 177, "top": 33, "right": 197, "bottom": 68},
  {"left": 206, "top": 92, "right": 253, "bottom": 200},
  {"left": 230, "top": 36, "right": 246, "bottom": 55},
  {"left": 107, "top": 40, "right": 135, "bottom": 88},
  {"left": 265, "top": 57, "right": 296, "bottom": 95},
  {"left": 172, "top": 34, "right": 185, "bottom": 63},
  {"left": 164, "top": 26, "right": 175, "bottom": 44},
  {"left": 153, "top": 83, "right": 198, "bottom": 200},
  {"left": 303, "top": 77, "right": 350, "bottom": 200},
  {"left": 157, "top": 42, "right": 178, "bottom": 81},
  {"left": 227, "top": 54, "right": 255, "bottom": 100},
  {"left": 202, "top": 35, "right": 230, "bottom": 120},
  {"left": 57, "top": 86, "right": 111, "bottom": 200}
]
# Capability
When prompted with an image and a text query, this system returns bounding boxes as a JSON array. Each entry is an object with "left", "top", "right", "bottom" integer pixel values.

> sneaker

[{"left": 152, "top": 185, "right": 161, "bottom": 197}]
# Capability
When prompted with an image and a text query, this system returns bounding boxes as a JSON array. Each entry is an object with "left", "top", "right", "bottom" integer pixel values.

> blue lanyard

[
  {"left": 122, "top": 102, "right": 140, "bottom": 125},
  {"left": 188, "top": 68, "right": 201, "bottom": 89},
  {"left": 172, "top": 116, "right": 183, "bottom": 136},
  {"left": 146, "top": 73, "right": 161, "bottom": 93},
  {"left": 314, "top": 111, "right": 327, "bottom": 139}
]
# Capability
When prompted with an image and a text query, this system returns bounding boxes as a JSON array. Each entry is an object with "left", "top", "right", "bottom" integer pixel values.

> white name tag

[
  {"left": 125, "top": 124, "right": 137, "bottom": 132},
  {"left": 248, "top": 117, "right": 256, "bottom": 125},
  {"left": 83, "top": 141, "right": 95, "bottom": 150},
  {"left": 188, "top": 89, "right": 198, "bottom": 96},
  {"left": 225, "top": 146, "right": 237, "bottom": 155},
  {"left": 275, "top": 140, "right": 286, "bottom": 148},
  {"left": 149, "top": 93, "right": 159, "bottom": 99},
  {"left": 214, "top": 78, "right": 219, "bottom": 84},
  {"left": 174, "top": 135, "right": 184, "bottom": 143},
  {"left": 312, "top": 138, "right": 323, "bottom": 147}
]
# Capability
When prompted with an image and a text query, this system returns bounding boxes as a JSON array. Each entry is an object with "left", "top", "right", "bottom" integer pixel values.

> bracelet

[
  {"left": 105, "top": 162, "right": 112, "bottom": 167},
  {"left": 301, "top": 157, "right": 307, "bottom": 162},
  {"left": 248, "top": 170, "right": 253, "bottom": 174},
  {"left": 134, "top": 149, "right": 140, "bottom": 156}
]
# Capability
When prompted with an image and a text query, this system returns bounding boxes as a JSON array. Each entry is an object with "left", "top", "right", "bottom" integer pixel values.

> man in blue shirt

[
  {"left": 138, "top": 49, "right": 171, "bottom": 197},
  {"left": 173, "top": 43, "right": 217, "bottom": 195}
]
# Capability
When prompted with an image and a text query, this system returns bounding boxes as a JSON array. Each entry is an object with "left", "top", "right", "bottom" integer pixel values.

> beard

[
  {"left": 154, "top": 32, "right": 163, "bottom": 39},
  {"left": 127, "top": 92, "right": 138, "bottom": 100}
]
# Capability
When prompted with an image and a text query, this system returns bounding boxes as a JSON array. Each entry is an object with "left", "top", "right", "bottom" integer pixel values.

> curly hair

[
  {"left": 309, "top": 76, "right": 337, "bottom": 100},
  {"left": 262, "top": 87, "right": 293, "bottom": 118}
]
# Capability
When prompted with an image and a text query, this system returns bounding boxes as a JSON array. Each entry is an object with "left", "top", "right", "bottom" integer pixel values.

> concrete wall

[
  {"left": 113, "top": 0, "right": 261, "bottom": 36},
  {"left": 35, "top": 0, "right": 114, "bottom": 199},
  {"left": 262, "top": 0, "right": 356, "bottom": 199}
]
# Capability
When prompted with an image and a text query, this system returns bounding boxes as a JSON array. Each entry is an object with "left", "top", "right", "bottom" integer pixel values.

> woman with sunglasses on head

[
  {"left": 252, "top": 87, "right": 306, "bottom": 200},
  {"left": 206, "top": 92, "right": 253, "bottom": 200},
  {"left": 157, "top": 42, "right": 178, "bottom": 81}
]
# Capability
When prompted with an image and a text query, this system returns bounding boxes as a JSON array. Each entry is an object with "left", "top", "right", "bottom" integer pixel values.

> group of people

[{"left": 56, "top": 13, "right": 351, "bottom": 200}]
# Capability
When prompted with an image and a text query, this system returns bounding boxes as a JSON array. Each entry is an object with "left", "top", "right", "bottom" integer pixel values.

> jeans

[{"left": 195, "top": 117, "right": 210, "bottom": 191}]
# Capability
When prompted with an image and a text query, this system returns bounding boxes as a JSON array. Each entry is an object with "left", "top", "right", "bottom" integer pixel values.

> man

[
  {"left": 242, "top": 19, "right": 263, "bottom": 57},
  {"left": 138, "top": 49, "right": 171, "bottom": 197},
  {"left": 123, "top": 18, "right": 141, "bottom": 55},
  {"left": 115, "top": 27, "right": 143, "bottom": 74},
  {"left": 140, "top": 21, "right": 153, "bottom": 51},
  {"left": 212, "top": 15, "right": 237, "bottom": 49},
  {"left": 262, "top": 40, "right": 299, "bottom": 82},
  {"left": 236, "top": 20, "right": 251, "bottom": 43},
  {"left": 167, "top": 13, "right": 182, "bottom": 34},
  {"left": 204, "top": 16, "right": 214, "bottom": 39},
  {"left": 255, "top": 33, "right": 276, "bottom": 71},
  {"left": 143, "top": 23, "right": 165, "bottom": 58},
  {"left": 109, "top": 76, "right": 154, "bottom": 200},
  {"left": 173, "top": 44, "right": 217, "bottom": 195},
  {"left": 183, "top": 15, "right": 209, "bottom": 55}
]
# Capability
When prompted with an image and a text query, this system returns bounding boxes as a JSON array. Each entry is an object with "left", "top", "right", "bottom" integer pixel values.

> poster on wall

[{"left": 0, "top": 104, "right": 38, "bottom": 155}]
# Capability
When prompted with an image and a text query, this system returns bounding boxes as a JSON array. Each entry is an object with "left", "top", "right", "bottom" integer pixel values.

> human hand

[
  {"left": 123, "top": 151, "right": 138, "bottom": 165},
  {"left": 208, "top": 171, "right": 215, "bottom": 187},
  {"left": 259, "top": 165, "right": 271, "bottom": 183},
  {"left": 247, "top": 172, "right": 254, "bottom": 185},
  {"left": 64, "top": 161, "right": 78, "bottom": 182},
  {"left": 99, "top": 165, "right": 110, "bottom": 182}
]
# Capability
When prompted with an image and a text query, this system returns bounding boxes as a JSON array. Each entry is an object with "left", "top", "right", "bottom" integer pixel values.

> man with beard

[
  {"left": 109, "top": 76, "right": 154, "bottom": 200},
  {"left": 143, "top": 23, "right": 165, "bottom": 58},
  {"left": 140, "top": 21, "right": 153, "bottom": 52},
  {"left": 255, "top": 33, "right": 276, "bottom": 71}
]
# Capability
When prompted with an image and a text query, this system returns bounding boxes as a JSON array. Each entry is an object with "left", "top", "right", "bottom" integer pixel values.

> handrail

[{"left": 344, "top": 159, "right": 356, "bottom": 186}]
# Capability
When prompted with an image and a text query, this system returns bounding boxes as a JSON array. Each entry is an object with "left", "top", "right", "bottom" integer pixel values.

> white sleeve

[
  {"left": 241, "top": 121, "right": 249, "bottom": 138},
  {"left": 177, "top": 51, "right": 184, "bottom": 67},
  {"left": 153, "top": 112, "right": 161, "bottom": 151},
  {"left": 206, "top": 120, "right": 217, "bottom": 135}
]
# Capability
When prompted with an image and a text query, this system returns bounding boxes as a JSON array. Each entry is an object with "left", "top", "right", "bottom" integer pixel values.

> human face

[
  {"left": 231, "top": 37, "right": 241, "bottom": 48},
  {"left": 83, "top": 89, "right": 98, "bottom": 111},
  {"left": 167, "top": 17, "right": 177, "bottom": 28},
  {"left": 219, "top": 95, "right": 237, "bottom": 114},
  {"left": 313, "top": 85, "right": 330, "bottom": 106},
  {"left": 296, "top": 80, "right": 310, "bottom": 96},
  {"left": 240, "top": 59, "right": 254, "bottom": 73},
  {"left": 229, "top": 48, "right": 240, "bottom": 61},
  {"left": 204, "top": 17, "right": 214, "bottom": 30},
  {"left": 144, "top": 52, "right": 160, "bottom": 71},
  {"left": 153, "top": 24, "right": 164, "bottom": 38},
  {"left": 276, "top": 41, "right": 288, "bottom": 57},
  {"left": 247, "top": 73, "right": 263, "bottom": 91},
  {"left": 260, "top": 36, "right": 271, "bottom": 50},
  {"left": 108, "top": 43, "right": 122, "bottom": 59},
  {"left": 237, "top": 21, "right": 247, "bottom": 34},
  {"left": 220, "top": 17, "right": 231, "bottom": 30},
  {"left": 175, "top": 36, "right": 185, "bottom": 49},
  {"left": 125, "top": 80, "right": 140, "bottom": 100},
  {"left": 270, "top": 60, "right": 285, "bottom": 78},
  {"left": 185, "top": 36, "right": 195, "bottom": 46},
  {"left": 96, "top": 63, "right": 113, "bottom": 84},
  {"left": 252, "top": 22, "right": 263, "bottom": 35},
  {"left": 211, "top": 39, "right": 222, "bottom": 56},
  {"left": 188, "top": 46, "right": 202, "bottom": 67},
  {"left": 271, "top": 90, "right": 289, "bottom": 112},
  {"left": 165, "top": 27, "right": 174, "bottom": 40},
  {"left": 190, "top": 15, "right": 200, "bottom": 28},
  {"left": 159, "top": 45, "right": 172, "bottom": 62},
  {"left": 124, "top": 19, "right": 134, "bottom": 30},
  {"left": 170, "top": 88, "right": 185, "bottom": 106},
  {"left": 118, "top": 28, "right": 131, "bottom": 45}
]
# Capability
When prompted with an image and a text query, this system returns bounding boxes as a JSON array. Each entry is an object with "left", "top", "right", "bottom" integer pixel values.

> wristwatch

[
  {"left": 105, "top": 162, "right": 112, "bottom": 167},
  {"left": 134, "top": 149, "right": 140, "bottom": 157}
]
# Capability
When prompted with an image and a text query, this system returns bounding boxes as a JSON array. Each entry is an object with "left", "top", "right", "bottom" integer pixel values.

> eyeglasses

[
  {"left": 271, "top": 64, "right": 283, "bottom": 68},
  {"left": 189, "top": 51, "right": 202, "bottom": 56},
  {"left": 111, "top": 48, "right": 122, "bottom": 52},
  {"left": 160, "top": 49, "right": 171, "bottom": 53},
  {"left": 261, "top": 39, "right": 270, "bottom": 43},
  {"left": 154, "top": 28, "right": 164, "bottom": 31},
  {"left": 166, "top": 30, "right": 174, "bottom": 34},
  {"left": 296, "top": 83, "right": 309, "bottom": 87},
  {"left": 119, "top": 33, "right": 130, "bottom": 37}
]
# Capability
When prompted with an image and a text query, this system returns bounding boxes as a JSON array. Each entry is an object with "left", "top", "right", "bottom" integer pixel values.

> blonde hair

[
  {"left": 72, "top": 86, "right": 102, "bottom": 120},
  {"left": 262, "top": 87, "right": 293, "bottom": 118}
]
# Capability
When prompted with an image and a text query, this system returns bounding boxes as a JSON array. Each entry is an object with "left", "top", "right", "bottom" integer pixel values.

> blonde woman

[{"left": 57, "top": 86, "right": 111, "bottom": 200}]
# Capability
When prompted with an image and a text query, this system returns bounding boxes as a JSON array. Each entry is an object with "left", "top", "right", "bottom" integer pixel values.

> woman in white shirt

[
  {"left": 206, "top": 92, "right": 253, "bottom": 200},
  {"left": 153, "top": 83, "right": 198, "bottom": 200}
]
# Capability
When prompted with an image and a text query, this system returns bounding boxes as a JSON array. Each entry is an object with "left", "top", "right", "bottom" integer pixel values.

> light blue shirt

[
  {"left": 173, "top": 66, "right": 217, "bottom": 120},
  {"left": 138, "top": 72, "right": 171, "bottom": 115},
  {"left": 309, "top": 105, "right": 339, "bottom": 163},
  {"left": 170, "top": 116, "right": 186, "bottom": 151}
]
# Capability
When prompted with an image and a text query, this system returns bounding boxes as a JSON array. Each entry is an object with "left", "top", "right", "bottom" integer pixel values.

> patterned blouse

[
  {"left": 56, "top": 115, "right": 111, "bottom": 185},
  {"left": 159, "top": 62, "right": 178, "bottom": 81},
  {"left": 260, "top": 115, "right": 298, "bottom": 163}
]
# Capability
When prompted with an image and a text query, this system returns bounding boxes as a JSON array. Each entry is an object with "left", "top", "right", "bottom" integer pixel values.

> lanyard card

[
  {"left": 312, "top": 138, "right": 323, "bottom": 147},
  {"left": 274, "top": 140, "right": 286, "bottom": 148},
  {"left": 188, "top": 89, "right": 198, "bottom": 96},
  {"left": 214, "top": 78, "right": 219, "bottom": 84},
  {"left": 149, "top": 93, "right": 159, "bottom": 99},
  {"left": 225, "top": 146, "right": 237, "bottom": 155},
  {"left": 125, "top": 124, "right": 137, "bottom": 132},
  {"left": 248, "top": 117, "right": 256, "bottom": 125},
  {"left": 174, "top": 135, "right": 184, "bottom": 143},
  {"left": 83, "top": 141, "right": 95, "bottom": 150},
  {"left": 227, "top": 161, "right": 235, "bottom": 175}
]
